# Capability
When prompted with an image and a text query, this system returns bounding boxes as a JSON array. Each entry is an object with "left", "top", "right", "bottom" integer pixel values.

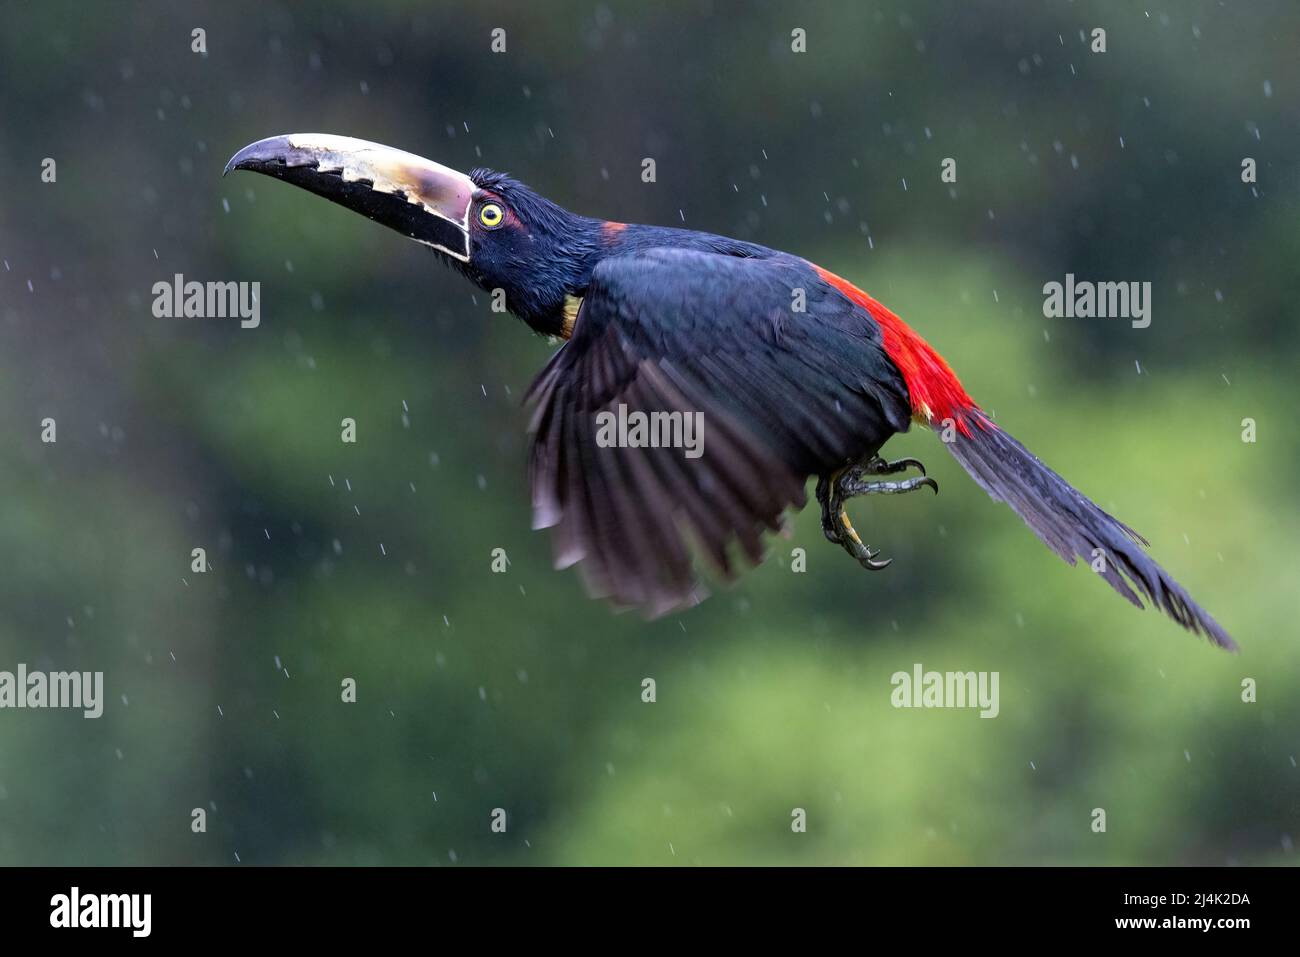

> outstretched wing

[{"left": 525, "top": 247, "right": 911, "bottom": 615}]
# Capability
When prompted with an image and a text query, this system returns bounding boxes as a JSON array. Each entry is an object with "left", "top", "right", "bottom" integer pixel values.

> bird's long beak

[{"left": 224, "top": 133, "right": 476, "bottom": 262}]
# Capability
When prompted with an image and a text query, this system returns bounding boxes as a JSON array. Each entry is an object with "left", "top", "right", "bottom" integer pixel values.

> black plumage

[{"left": 525, "top": 248, "right": 911, "bottom": 613}]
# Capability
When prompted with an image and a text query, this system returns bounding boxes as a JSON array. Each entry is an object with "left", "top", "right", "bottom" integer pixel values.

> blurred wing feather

[{"left": 525, "top": 247, "right": 910, "bottom": 615}]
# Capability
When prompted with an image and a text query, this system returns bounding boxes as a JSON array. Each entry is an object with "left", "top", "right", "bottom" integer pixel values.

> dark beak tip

[
  {"left": 223, "top": 146, "right": 255, "bottom": 178},
  {"left": 223, "top": 135, "right": 296, "bottom": 178}
]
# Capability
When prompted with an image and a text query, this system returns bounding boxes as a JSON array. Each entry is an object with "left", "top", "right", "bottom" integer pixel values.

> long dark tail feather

[{"left": 944, "top": 410, "right": 1236, "bottom": 650}]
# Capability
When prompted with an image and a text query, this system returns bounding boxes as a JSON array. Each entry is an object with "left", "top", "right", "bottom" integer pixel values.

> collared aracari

[{"left": 225, "top": 134, "right": 1235, "bottom": 649}]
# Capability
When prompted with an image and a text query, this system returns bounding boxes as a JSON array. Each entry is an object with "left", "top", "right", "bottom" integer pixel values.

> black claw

[
  {"left": 821, "top": 454, "right": 937, "bottom": 574},
  {"left": 868, "top": 455, "right": 929, "bottom": 477}
]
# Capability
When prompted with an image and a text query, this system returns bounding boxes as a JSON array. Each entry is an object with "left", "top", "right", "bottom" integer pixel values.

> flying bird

[{"left": 225, "top": 134, "right": 1234, "bottom": 649}]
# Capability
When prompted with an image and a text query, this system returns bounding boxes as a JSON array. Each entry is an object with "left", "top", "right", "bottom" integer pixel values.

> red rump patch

[{"left": 813, "top": 265, "right": 982, "bottom": 435}]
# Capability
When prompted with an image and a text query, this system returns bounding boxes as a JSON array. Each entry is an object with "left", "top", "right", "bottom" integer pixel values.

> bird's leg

[
  {"left": 816, "top": 474, "right": 839, "bottom": 544},
  {"left": 820, "top": 455, "right": 937, "bottom": 571}
]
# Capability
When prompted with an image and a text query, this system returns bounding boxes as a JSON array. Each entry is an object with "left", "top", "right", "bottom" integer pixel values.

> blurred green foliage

[{"left": 0, "top": 0, "right": 1295, "bottom": 865}]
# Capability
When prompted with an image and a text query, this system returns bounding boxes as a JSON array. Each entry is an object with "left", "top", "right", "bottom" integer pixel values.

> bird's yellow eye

[{"left": 479, "top": 203, "right": 504, "bottom": 228}]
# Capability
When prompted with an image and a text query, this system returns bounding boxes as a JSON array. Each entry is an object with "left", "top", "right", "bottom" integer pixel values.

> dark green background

[{"left": 0, "top": 0, "right": 1295, "bottom": 865}]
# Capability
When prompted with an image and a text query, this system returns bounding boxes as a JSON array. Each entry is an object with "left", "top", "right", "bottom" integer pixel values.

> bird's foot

[
  {"left": 816, "top": 456, "right": 937, "bottom": 571},
  {"left": 862, "top": 455, "right": 927, "bottom": 478}
]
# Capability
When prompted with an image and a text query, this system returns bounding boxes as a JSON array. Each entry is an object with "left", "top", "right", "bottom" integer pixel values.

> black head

[
  {"left": 225, "top": 134, "right": 600, "bottom": 335},
  {"left": 459, "top": 168, "right": 601, "bottom": 334}
]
